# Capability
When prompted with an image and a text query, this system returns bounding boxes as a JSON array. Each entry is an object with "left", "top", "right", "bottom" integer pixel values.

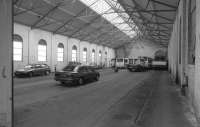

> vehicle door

[
  {"left": 129, "top": 59, "right": 133, "bottom": 65},
  {"left": 41, "top": 64, "right": 47, "bottom": 73},
  {"left": 78, "top": 66, "right": 90, "bottom": 80},
  {"left": 87, "top": 66, "right": 96, "bottom": 79},
  {"left": 35, "top": 64, "right": 42, "bottom": 75},
  {"left": 124, "top": 58, "right": 128, "bottom": 67}
]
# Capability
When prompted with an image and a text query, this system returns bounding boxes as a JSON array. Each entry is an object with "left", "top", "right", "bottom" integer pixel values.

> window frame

[
  {"left": 99, "top": 50, "right": 102, "bottom": 64},
  {"left": 72, "top": 45, "right": 77, "bottom": 62},
  {"left": 83, "top": 48, "right": 87, "bottom": 63},
  {"left": 99, "top": 50, "right": 102, "bottom": 57},
  {"left": 38, "top": 39, "right": 47, "bottom": 62},
  {"left": 13, "top": 34, "right": 23, "bottom": 61},
  {"left": 92, "top": 49, "right": 95, "bottom": 63},
  {"left": 57, "top": 43, "right": 64, "bottom": 62}
]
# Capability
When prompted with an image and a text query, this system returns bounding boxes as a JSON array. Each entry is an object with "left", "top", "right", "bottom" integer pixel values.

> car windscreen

[
  {"left": 62, "top": 65, "right": 76, "bottom": 71},
  {"left": 41, "top": 64, "right": 48, "bottom": 67},
  {"left": 124, "top": 59, "right": 128, "bottom": 63},
  {"left": 117, "top": 59, "right": 123, "bottom": 62},
  {"left": 134, "top": 59, "right": 139, "bottom": 64},
  {"left": 87, "top": 66, "right": 95, "bottom": 72},
  {"left": 24, "top": 65, "right": 33, "bottom": 69},
  {"left": 129, "top": 59, "right": 133, "bottom": 64}
]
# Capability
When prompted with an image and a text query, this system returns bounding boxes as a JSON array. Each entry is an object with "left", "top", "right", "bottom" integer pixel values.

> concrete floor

[{"left": 14, "top": 69, "right": 195, "bottom": 127}]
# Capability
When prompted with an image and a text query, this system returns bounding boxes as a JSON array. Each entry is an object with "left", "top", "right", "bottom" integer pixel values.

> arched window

[
  {"left": 105, "top": 51, "right": 107, "bottom": 60},
  {"left": 13, "top": 34, "right": 23, "bottom": 61},
  {"left": 92, "top": 49, "right": 95, "bottom": 63},
  {"left": 57, "top": 43, "right": 64, "bottom": 62},
  {"left": 38, "top": 39, "right": 47, "bottom": 61},
  {"left": 99, "top": 50, "right": 102, "bottom": 63},
  {"left": 99, "top": 50, "right": 102, "bottom": 57},
  {"left": 72, "top": 45, "right": 77, "bottom": 62},
  {"left": 83, "top": 48, "right": 87, "bottom": 63},
  {"left": 105, "top": 51, "right": 108, "bottom": 66}
]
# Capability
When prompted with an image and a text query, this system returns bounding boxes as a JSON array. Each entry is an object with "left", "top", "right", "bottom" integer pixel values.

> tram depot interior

[{"left": 1, "top": 0, "right": 200, "bottom": 127}]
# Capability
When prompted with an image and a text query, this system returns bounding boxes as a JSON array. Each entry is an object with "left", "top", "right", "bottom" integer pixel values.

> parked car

[
  {"left": 138, "top": 56, "right": 153, "bottom": 70},
  {"left": 89, "top": 63, "right": 103, "bottom": 70},
  {"left": 127, "top": 58, "right": 146, "bottom": 72},
  {"left": 90, "top": 65, "right": 103, "bottom": 70},
  {"left": 54, "top": 65, "right": 100, "bottom": 85},
  {"left": 14, "top": 64, "right": 51, "bottom": 77}
]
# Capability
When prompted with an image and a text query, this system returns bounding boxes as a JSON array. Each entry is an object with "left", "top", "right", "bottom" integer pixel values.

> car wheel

[
  {"left": 95, "top": 75, "right": 99, "bottom": 81},
  {"left": 41, "top": 71, "right": 45, "bottom": 76},
  {"left": 45, "top": 71, "right": 50, "bottom": 75},
  {"left": 60, "top": 81, "right": 65, "bottom": 84},
  {"left": 78, "top": 78, "right": 84, "bottom": 85},
  {"left": 29, "top": 72, "right": 33, "bottom": 77},
  {"left": 128, "top": 69, "right": 133, "bottom": 72}
]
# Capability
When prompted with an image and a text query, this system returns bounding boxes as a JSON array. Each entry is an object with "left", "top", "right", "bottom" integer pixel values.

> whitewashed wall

[
  {"left": 115, "top": 40, "right": 163, "bottom": 59},
  {"left": 13, "top": 23, "right": 115, "bottom": 71}
]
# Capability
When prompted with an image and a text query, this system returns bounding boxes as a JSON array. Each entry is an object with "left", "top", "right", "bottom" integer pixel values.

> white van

[{"left": 111, "top": 58, "right": 129, "bottom": 69}]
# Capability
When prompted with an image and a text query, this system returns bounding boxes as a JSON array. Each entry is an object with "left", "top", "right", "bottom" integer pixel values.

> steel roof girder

[
  {"left": 31, "top": 2, "right": 63, "bottom": 29},
  {"left": 150, "top": 0, "right": 177, "bottom": 9},
  {"left": 52, "top": 0, "right": 100, "bottom": 34}
]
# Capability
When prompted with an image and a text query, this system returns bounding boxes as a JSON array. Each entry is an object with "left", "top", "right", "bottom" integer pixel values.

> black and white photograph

[{"left": 0, "top": 0, "right": 200, "bottom": 127}]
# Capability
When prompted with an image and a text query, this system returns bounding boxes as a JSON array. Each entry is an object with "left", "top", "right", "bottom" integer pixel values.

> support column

[
  {"left": 180, "top": 0, "right": 188, "bottom": 86},
  {"left": 0, "top": 0, "right": 12, "bottom": 127},
  {"left": 194, "top": 0, "right": 200, "bottom": 119}
]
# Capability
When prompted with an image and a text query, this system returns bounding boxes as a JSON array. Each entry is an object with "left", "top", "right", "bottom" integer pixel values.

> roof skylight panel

[{"left": 79, "top": 0, "right": 137, "bottom": 38}]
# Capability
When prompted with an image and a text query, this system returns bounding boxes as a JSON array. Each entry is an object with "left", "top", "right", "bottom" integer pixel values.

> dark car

[
  {"left": 54, "top": 65, "right": 100, "bottom": 85},
  {"left": 138, "top": 56, "right": 153, "bottom": 70},
  {"left": 14, "top": 64, "right": 51, "bottom": 77},
  {"left": 127, "top": 58, "right": 146, "bottom": 72}
]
